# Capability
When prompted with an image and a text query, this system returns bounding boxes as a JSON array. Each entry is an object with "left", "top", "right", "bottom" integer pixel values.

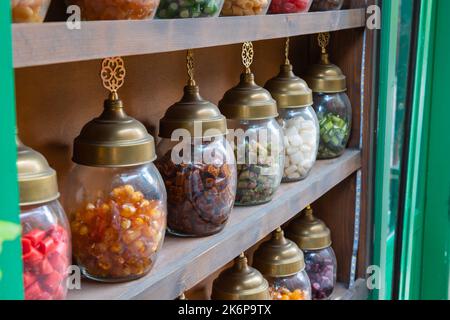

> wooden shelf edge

[
  {"left": 67, "top": 149, "right": 361, "bottom": 300},
  {"left": 13, "top": 9, "right": 366, "bottom": 68}
]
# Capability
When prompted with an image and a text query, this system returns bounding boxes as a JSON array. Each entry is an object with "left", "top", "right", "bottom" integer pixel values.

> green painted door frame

[
  {"left": 373, "top": 0, "right": 400, "bottom": 300},
  {"left": 375, "top": 0, "right": 450, "bottom": 300},
  {"left": 400, "top": 0, "right": 450, "bottom": 300},
  {"left": 0, "top": 1, "right": 24, "bottom": 300}
]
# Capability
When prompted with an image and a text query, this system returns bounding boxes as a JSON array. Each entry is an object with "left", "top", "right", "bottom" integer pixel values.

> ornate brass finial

[
  {"left": 318, "top": 32, "right": 330, "bottom": 54},
  {"left": 186, "top": 49, "right": 196, "bottom": 86},
  {"left": 242, "top": 42, "right": 254, "bottom": 74},
  {"left": 101, "top": 57, "right": 126, "bottom": 100},
  {"left": 285, "top": 37, "right": 290, "bottom": 65}
]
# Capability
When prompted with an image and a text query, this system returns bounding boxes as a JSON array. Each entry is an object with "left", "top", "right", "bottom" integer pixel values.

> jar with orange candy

[
  {"left": 253, "top": 228, "right": 312, "bottom": 301},
  {"left": 66, "top": 0, "right": 160, "bottom": 20},
  {"left": 66, "top": 57, "right": 167, "bottom": 282},
  {"left": 11, "top": 0, "right": 52, "bottom": 23}
]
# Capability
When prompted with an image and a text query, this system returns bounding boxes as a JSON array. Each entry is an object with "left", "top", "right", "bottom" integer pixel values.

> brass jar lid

[
  {"left": 73, "top": 57, "right": 156, "bottom": 167},
  {"left": 211, "top": 254, "right": 270, "bottom": 300},
  {"left": 17, "top": 136, "right": 59, "bottom": 206},
  {"left": 304, "top": 33, "right": 347, "bottom": 94},
  {"left": 265, "top": 64, "right": 313, "bottom": 108},
  {"left": 253, "top": 228, "right": 305, "bottom": 277},
  {"left": 219, "top": 42, "right": 278, "bottom": 120},
  {"left": 286, "top": 206, "right": 332, "bottom": 250},
  {"left": 264, "top": 38, "right": 313, "bottom": 108},
  {"left": 159, "top": 50, "right": 227, "bottom": 139}
]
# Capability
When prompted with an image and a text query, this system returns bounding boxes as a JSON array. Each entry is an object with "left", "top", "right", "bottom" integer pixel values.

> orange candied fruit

[
  {"left": 71, "top": 184, "right": 166, "bottom": 280},
  {"left": 67, "top": 0, "right": 160, "bottom": 20},
  {"left": 271, "top": 287, "right": 308, "bottom": 300},
  {"left": 12, "top": 0, "right": 49, "bottom": 23}
]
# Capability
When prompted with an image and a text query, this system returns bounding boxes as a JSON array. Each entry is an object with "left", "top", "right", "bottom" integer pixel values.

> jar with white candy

[
  {"left": 265, "top": 42, "right": 319, "bottom": 183},
  {"left": 279, "top": 107, "right": 319, "bottom": 182}
]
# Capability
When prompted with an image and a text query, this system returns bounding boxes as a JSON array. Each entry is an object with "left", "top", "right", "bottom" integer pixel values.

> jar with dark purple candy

[
  {"left": 304, "top": 247, "right": 336, "bottom": 300},
  {"left": 285, "top": 205, "right": 337, "bottom": 300}
]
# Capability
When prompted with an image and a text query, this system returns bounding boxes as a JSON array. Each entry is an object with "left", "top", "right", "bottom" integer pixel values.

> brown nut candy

[
  {"left": 12, "top": 0, "right": 51, "bottom": 23},
  {"left": 156, "top": 150, "right": 236, "bottom": 237}
]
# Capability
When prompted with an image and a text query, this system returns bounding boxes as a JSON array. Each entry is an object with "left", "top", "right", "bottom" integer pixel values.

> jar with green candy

[
  {"left": 156, "top": 0, "right": 224, "bottom": 18},
  {"left": 304, "top": 33, "right": 352, "bottom": 159}
]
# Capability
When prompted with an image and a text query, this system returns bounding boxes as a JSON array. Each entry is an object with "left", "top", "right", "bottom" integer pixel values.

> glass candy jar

[
  {"left": 66, "top": 58, "right": 167, "bottom": 282},
  {"left": 286, "top": 206, "right": 337, "bottom": 300},
  {"left": 156, "top": 0, "right": 224, "bottom": 18},
  {"left": 265, "top": 45, "right": 319, "bottom": 182},
  {"left": 221, "top": 0, "right": 271, "bottom": 16},
  {"left": 304, "top": 33, "right": 352, "bottom": 159},
  {"left": 219, "top": 42, "right": 284, "bottom": 206},
  {"left": 66, "top": 0, "right": 161, "bottom": 20},
  {"left": 268, "top": 0, "right": 312, "bottom": 14},
  {"left": 212, "top": 253, "right": 270, "bottom": 300},
  {"left": 11, "top": 0, "right": 51, "bottom": 23},
  {"left": 156, "top": 50, "right": 236, "bottom": 237},
  {"left": 17, "top": 137, "right": 71, "bottom": 300},
  {"left": 253, "top": 228, "right": 311, "bottom": 300},
  {"left": 310, "top": 0, "right": 343, "bottom": 11}
]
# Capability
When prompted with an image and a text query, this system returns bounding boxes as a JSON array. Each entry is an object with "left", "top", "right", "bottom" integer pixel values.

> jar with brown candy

[
  {"left": 65, "top": 58, "right": 167, "bottom": 282},
  {"left": 17, "top": 137, "right": 71, "bottom": 300},
  {"left": 156, "top": 50, "right": 236, "bottom": 237},
  {"left": 310, "top": 0, "right": 343, "bottom": 11},
  {"left": 11, "top": 0, "right": 51, "bottom": 23},
  {"left": 66, "top": 0, "right": 160, "bottom": 20}
]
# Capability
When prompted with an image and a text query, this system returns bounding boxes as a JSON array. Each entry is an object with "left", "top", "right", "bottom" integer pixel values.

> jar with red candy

[
  {"left": 17, "top": 137, "right": 71, "bottom": 300},
  {"left": 268, "top": 0, "right": 312, "bottom": 14}
]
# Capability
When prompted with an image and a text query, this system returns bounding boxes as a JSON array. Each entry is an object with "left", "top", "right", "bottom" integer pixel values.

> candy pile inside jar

[
  {"left": 268, "top": 0, "right": 311, "bottom": 14},
  {"left": 11, "top": 0, "right": 51, "bottom": 23},
  {"left": 235, "top": 140, "right": 282, "bottom": 206},
  {"left": 71, "top": 185, "right": 165, "bottom": 280},
  {"left": 310, "top": 0, "right": 343, "bottom": 11},
  {"left": 156, "top": 150, "right": 235, "bottom": 236},
  {"left": 22, "top": 225, "right": 70, "bottom": 300},
  {"left": 221, "top": 0, "right": 270, "bottom": 16},
  {"left": 66, "top": 0, "right": 160, "bottom": 20},
  {"left": 304, "top": 251, "right": 335, "bottom": 299},
  {"left": 156, "top": 0, "right": 222, "bottom": 18},
  {"left": 318, "top": 112, "right": 350, "bottom": 158},
  {"left": 283, "top": 117, "right": 318, "bottom": 181},
  {"left": 271, "top": 287, "right": 308, "bottom": 300}
]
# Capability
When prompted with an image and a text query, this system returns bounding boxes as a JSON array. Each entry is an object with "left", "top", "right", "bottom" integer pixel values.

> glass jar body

[
  {"left": 227, "top": 118, "right": 284, "bottom": 206},
  {"left": 12, "top": 0, "right": 51, "bottom": 23},
  {"left": 156, "top": 0, "right": 224, "bottom": 18},
  {"left": 267, "top": 271, "right": 312, "bottom": 300},
  {"left": 221, "top": 0, "right": 271, "bottom": 16},
  {"left": 268, "top": 0, "right": 312, "bottom": 14},
  {"left": 65, "top": 163, "right": 167, "bottom": 282},
  {"left": 310, "top": 0, "right": 343, "bottom": 11},
  {"left": 155, "top": 136, "right": 237, "bottom": 237},
  {"left": 20, "top": 200, "right": 71, "bottom": 300},
  {"left": 278, "top": 106, "right": 319, "bottom": 182},
  {"left": 66, "top": 0, "right": 161, "bottom": 20},
  {"left": 313, "top": 92, "right": 352, "bottom": 159},
  {"left": 304, "top": 246, "right": 337, "bottom": 300}
]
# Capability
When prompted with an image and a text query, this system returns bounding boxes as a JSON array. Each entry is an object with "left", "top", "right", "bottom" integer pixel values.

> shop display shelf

[
  {"left": 68, "top": 149, "right": 361, "bottom": 300},
  {"left": 13, "top": 9, "right": 365, "bottom": 68}
]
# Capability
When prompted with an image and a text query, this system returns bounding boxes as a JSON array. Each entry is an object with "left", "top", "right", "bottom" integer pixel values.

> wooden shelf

[
  {"left": 67, "top": 149, "right": 361, "bottom": 300},
  {"left": 13, "top": 9, "right": 365, "bottom": 68}
]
